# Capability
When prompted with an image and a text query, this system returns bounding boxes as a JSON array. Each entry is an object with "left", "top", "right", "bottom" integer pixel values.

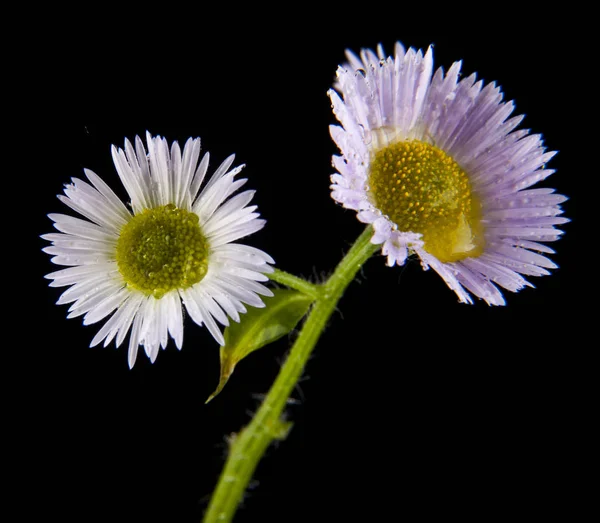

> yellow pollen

[{"left": 368, "top": 140, "right": 485, "bottom": 263}]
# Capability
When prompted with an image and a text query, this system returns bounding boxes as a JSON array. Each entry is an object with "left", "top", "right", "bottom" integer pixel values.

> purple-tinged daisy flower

[
  {"left": 43, "top": 132, "right": 273, "bottom": 367},
  {"left": 329, "top": 42, "right": 567, "bottom": 305}
]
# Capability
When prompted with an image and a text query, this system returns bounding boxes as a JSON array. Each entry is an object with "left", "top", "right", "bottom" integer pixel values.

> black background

[{"left": 15, "top": 8, "right": 591, "bottom": 523}]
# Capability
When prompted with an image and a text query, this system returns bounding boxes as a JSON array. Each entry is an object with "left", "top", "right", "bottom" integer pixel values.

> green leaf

[{"left": 206, "top": 289, "right": 314, "bottom": 403}]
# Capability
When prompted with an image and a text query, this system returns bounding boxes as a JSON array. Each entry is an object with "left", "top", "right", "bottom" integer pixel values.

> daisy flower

[
  {"left": 43, "top": 132, "right": 274, "bottom": 367},
  {"left": 329, "top": 42, "right": 568, "bottom": 305}
]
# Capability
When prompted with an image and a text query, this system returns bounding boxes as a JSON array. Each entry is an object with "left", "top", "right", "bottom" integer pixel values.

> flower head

[
  {"left": 329, "top": 42, "right": 567, "bottom": 305},
  {"left": 43, "top": 132, "right": 274, "bottom": 367}
]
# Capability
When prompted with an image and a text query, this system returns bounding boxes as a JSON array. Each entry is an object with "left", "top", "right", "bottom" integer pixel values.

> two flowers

[{"left": 43, "top": 42, "right": 567, "bottom": 366}]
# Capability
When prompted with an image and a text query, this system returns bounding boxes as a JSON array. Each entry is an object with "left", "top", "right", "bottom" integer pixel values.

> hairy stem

[
  {"left": 203, "top": 227, "right": 378, "bottom": 522},
  {"left": 268, "top": 268, "right": 322, "bottom": 300}
]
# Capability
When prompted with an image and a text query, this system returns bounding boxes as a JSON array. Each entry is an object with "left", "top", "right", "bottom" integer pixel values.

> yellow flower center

[
  {"left": 368, "top": 140, "right": 485, "bottom": 263},
  {"left": 116, "top": 204, "right": 209, "bottom": 298}
]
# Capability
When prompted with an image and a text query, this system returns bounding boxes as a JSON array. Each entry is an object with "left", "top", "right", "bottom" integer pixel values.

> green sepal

[{"left": 206, "top": 289, "right": 314, "bottom": 403}]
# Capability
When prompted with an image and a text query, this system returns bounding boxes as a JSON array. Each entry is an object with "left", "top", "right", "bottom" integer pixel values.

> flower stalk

[
  {"left": 203, "top": 226, "right": 379, "bottom": 522},
  {"left": 268, "top": 268, "right": 322, "bottom": 300}
]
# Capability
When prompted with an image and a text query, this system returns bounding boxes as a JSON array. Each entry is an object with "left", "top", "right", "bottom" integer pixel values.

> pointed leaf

[{"left": 206, "top": 289, "right": 314, "bottom": 402}]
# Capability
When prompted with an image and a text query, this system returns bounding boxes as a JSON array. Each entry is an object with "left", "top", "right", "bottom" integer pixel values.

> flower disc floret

[
  {"left": 116, "top": 204, "right": 209, "bottom": 298},
  {"left": 368, "top": 140, "right": 485, "bottom": 263}
]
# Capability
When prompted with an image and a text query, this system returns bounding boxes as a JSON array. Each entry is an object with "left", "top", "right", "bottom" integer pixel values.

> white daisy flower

[
  {"left": 329, "top": 43, "right": 568, "bottom": 305},
  {"left": 43, "top": 132, "right": 274, "bottom": 367}
]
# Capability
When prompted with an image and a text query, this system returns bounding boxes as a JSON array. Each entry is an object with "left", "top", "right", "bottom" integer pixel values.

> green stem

[
  {"left": 203, "top": 227, "right": 379, "bottom": 522},
  {"left": 268, "top": 268, "right": 322, "bottom": 300}
]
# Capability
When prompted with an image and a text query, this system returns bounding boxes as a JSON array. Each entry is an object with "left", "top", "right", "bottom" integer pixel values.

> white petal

[
  {"left": 180, "top": 288, "right": 226, "bottom": 345},
  {"left": 179, "top": 288, "right": 205, "bottom": 327},
  {"left": 213, "top": 243, "right": 275, "bottom": 265},
  {"left": 123, "top": 138, "right": 152, "bottom": 210},
  {"left": 202, "top": 207, "right": 259, "bottom": 238},
  {"left": 43, "top": 243, "right": 115, "bottom": 257},
  {"left": 146, "top": 132, "right": 171, "bottom": 206},
  {"left": 128, "top": 306, "right": 145, "bottom": 368},
  {"left": 208, "top": 218, "right": 266, "bottom": 247},
  {"left": 67, "top": 281, "right": 125, "bottom": 318},
  {"left": 217, "top": 264, "right": 270, "bottom": 282},
  {"left": 190, "top": 152, "right": 210, "bottom": 201},
  {"left": 201, "top": 282, "right": 242, "bottom": 323},
  {"left": 138, "top": 297, "right": 157, "bottom": 352},
  {"left": 180, "top": 137, "right": 202, "bottom": 207},
  {"left": 165, "top": 291, "right": 184, "bottom": 350},
  {"left": 207, "top": 275, "right": 266, "bottom": 308},
  {"left": 134, "top": 136, "right": 156, "bottom": 208},
  {"left": 84, "top": 168, "right": 132, "bottom": 222},
  {"left": 114, "top": 294, "right": 146, "bottom": 348},
  {"left": 156, "top": 296, "right": 169, "bottom": 350},
  {"left": 42, "top": 233, "right": 116, "bottom": 250},
  {"left": 48, "top": 213, "right": 117, "bottom": 242},
  {"left": 89, "top": 293, "right": 143, "bottom": 348},
  {"left": 57, "top": 272, "right": 113, "bottom": 305},
  {"left": 51, "top": 252, "right": 112, "bottom": 267},
  {"left": 59, "top": 180, "right": 125, "bottom": 233},
  {"left": 201, "top": 279, "right": 247, "bottom": 317},
  {"left": 46, "top": 263, "right": 117, "bottom": 287},
  {"left": 221, "top": 272, "right": 273, "bottom": 297},
  {"left": 203, "top": 190, "right": 256, "bottom": 228},
  {"left": 111, "top": 145, "right": 148, "bottom": 214},
  {"left": 170, "top": 140, "right": 183, "bottom": 208},
  {"left": 83, "top": 287, "right": 130, "bottom": 325},
  {"left": 193, "top": 167, "right": 246, "bottom": 221},
  {"left": 193, "top": 288, "right": 229, "bottom": 327},
  {"left": 194, "top": 297, "right": 225, "bottom": 345}
]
